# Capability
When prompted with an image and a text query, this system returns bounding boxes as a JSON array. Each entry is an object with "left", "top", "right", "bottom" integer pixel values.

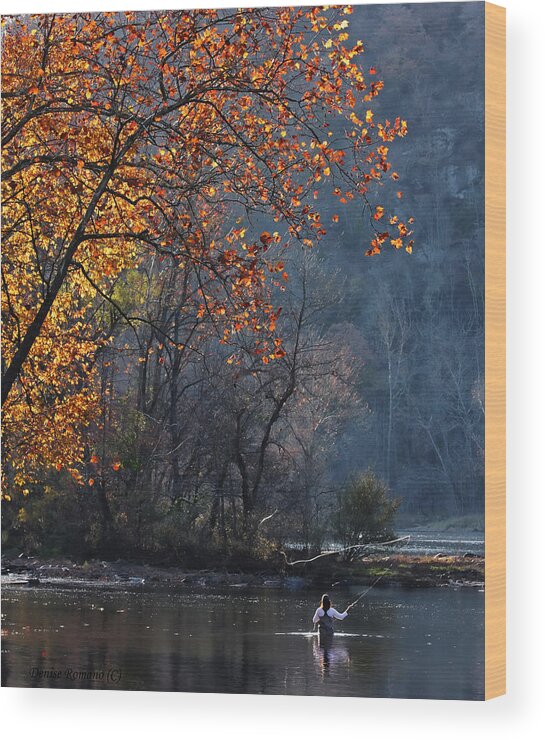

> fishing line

[{"left": 280, "top": 535, "right": 410, "bottom": 566}]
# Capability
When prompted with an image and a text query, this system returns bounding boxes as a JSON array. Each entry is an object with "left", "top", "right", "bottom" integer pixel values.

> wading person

[{"left": 312, "top": 594, "right": 350, "bottom": 646}]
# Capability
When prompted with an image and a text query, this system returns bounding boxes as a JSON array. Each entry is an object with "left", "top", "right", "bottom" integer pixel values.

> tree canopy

[{"left": 1, "top": 7, "right": 411, "bottom": 498}]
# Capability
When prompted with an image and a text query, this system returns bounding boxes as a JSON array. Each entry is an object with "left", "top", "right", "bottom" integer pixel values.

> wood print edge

[{"left": 484, "top": 1, "right": 506, "bottom": 701}]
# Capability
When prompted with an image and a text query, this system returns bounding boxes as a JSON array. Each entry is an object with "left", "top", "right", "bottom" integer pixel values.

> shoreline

[{"left": 1, "top": 552, "right": 484, "bottom": 591}]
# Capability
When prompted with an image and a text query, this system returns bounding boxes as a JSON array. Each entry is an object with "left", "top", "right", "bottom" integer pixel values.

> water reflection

[{"left": 313, "top": 634, "right": 351, "bottom": 680}]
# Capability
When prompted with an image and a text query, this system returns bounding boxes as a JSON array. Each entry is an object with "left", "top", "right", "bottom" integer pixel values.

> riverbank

[{"left": 1, "top": 552, "right": 484, "bottom": 590}]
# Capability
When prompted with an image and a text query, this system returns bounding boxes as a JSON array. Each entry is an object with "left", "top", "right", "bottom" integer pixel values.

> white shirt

[{"left": 312, "top": 607, "right": 348, "bottom": 624}]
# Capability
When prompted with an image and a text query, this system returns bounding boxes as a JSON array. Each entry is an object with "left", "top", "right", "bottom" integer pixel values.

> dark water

[{"left": 1, "top": 584, "right": 484, "bottom": 699}]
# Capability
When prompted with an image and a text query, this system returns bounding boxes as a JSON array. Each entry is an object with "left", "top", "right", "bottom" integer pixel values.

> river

[{"left": 1, "top": 583, "right": 483, "bottom": 699}]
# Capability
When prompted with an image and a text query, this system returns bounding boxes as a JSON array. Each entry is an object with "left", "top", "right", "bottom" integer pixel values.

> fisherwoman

[{"left": 312, "top": 593, "right": 350, "bottom": 641}]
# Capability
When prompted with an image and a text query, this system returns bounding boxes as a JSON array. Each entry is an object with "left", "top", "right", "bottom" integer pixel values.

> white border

[{"left": 2, "top": 0, "right": 544, "bottom": 736}]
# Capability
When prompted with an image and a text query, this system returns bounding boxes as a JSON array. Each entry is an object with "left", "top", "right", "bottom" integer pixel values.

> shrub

[{"left": 333, "top": 470, "right": 400, "bottom": 559}]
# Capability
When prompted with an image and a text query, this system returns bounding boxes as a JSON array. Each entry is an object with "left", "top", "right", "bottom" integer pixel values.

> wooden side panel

[{"left": 484, "top": 1, "right": 506, "bottom": 701}]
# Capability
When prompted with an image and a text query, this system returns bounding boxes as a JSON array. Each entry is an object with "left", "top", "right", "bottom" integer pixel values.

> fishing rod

[
  {"left": 344, "top": 563, "right": 394, "bottom": 612},
  {"left": 311, "top": 565, "right": 394, "bottom": 634}
]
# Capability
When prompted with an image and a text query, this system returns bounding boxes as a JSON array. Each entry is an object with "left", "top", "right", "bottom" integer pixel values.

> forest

[{"left": 1, "top": 5, "right": 484, "bottom": 565}]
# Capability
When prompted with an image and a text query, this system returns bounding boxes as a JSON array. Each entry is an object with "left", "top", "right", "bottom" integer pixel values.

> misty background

[{"left": 305, "top": 2, "right": 485, "bottom": 521}]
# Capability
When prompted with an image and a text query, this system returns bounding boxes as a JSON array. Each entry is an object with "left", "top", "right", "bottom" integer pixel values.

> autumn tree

[{"left": 1, "top": 7, "right": 412, "bottom": 496}]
